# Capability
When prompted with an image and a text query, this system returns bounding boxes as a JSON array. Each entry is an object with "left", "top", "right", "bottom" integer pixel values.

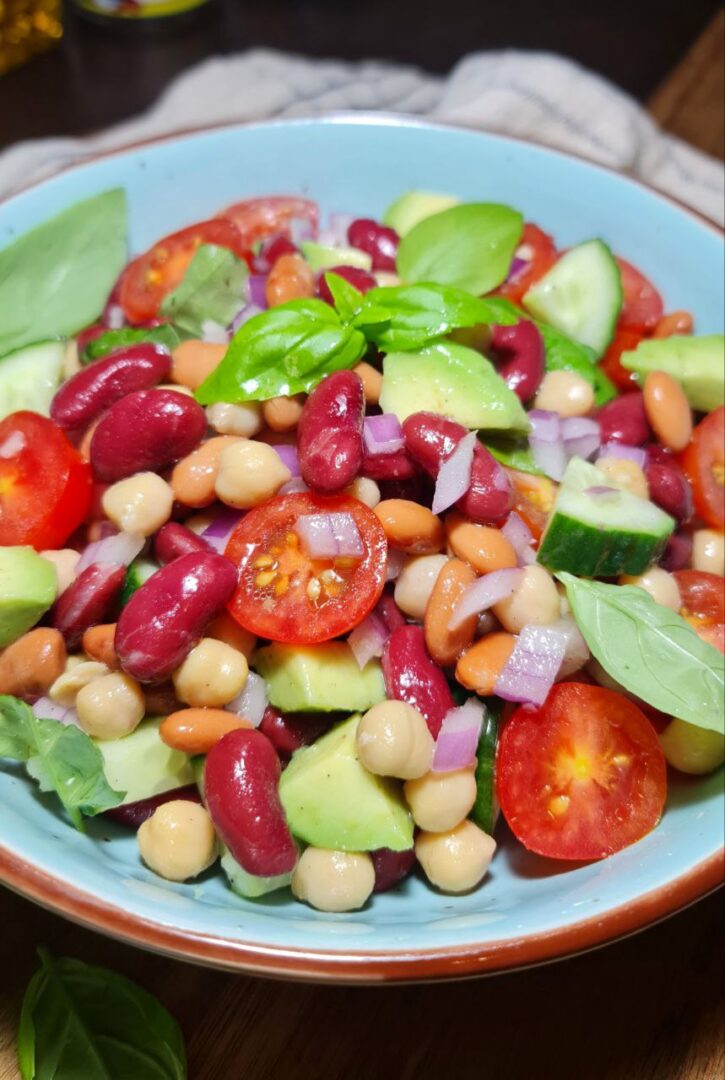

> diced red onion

[
  {"left": 201, "top": 319, "right": 230, "bottom": 345},
  {"left": 584, "top": 485, "right": 619, "bottom": 499},
  {"left": 32, "top": 696, "right": 79, "bottom": 727},
  {"left": 247, "top": 274, "right": 268, "bottom": 310},
  {"left": 225, "top": 672, "right": 267, "bottom": 728},
  {"left": 501, "top": 512, "right": 536, "bottom": 566},
  {"left": 272, "top": 444, "right": 300, "bottom": 477},
  {"left": 432, "top": 698, "right": 485, "bottom": 773},
  {"left": 230, "top": 303, "right": 264, "bottom": 334},
  {"left": 431, "top": 431, "right": 476, "bottom": 516},
  {"left": 105, "top": 303, "right": 125, "bottom": 330},
  {"left": 561, "top": 416, "right": 600, "bottom": 461},
  {"left": 363, "top": 413, "right": 405, "bottom": 456},
  {"left": 598, "top": 441, "right": 647, "bottom": 468},
  {"left": 279, "top": 477, "right": 309, "bottom": 496},
  {"left": 348, "top": 611, "right": 389, "bottom": 669},
  {"left": 201, "top": 508, "right": 244, "bottom": 552},
  {"left": 385, "top": 547, "right": 406, "bottom": 582},
  {"left": 550, "top": 615, "right": 590, "bottom": 679},
  {"left": 294, "top": 512, "right": 364, "bottom": 559},
  {"left": 528, "top": 409, "right": 566, "bottom": 481},
  {"left": 495, "top": 624, "right": 567, "bottom": 706},
  {"left": 317, "top": 212, "right": 354, "bottom": 248},
  {"left": 506, "top": 255, "right": 529, "bottom": 284},
  {"left": 290, "top": 216, "right": 318, "bottom": 245},
  {"left": 449, "top": 567, "right": 523, "bottom": 630},
  {"left": 76, "top": 532, "right": 145, "bottom": 574}
]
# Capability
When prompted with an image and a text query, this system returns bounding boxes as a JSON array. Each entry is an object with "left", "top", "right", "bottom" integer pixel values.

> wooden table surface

[{"left": 1, "top": 12, "right": 724, "bottom": 1080}]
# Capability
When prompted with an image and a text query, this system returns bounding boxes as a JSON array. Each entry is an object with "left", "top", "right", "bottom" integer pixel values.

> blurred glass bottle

[{"left": 0, "top": 0, "right": 62, "bottom": 74}]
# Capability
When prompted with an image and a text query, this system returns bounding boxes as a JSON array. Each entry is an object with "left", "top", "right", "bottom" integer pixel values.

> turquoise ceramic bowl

[{"left": 1, "top": 118, "right": 723, "bottom": 982}]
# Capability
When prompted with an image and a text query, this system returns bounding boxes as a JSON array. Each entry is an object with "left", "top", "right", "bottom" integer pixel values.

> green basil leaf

[
  {"left": 0, "top": 695, "right": 123, "bottom": 829},
  {"left": 482, "top": 434, "right": 544, "bottom": 475},
  {"left": 592, "top": 365, "right": 617, "bottom": 407},
  {"left": 0, "top": 190, "right": 127, "bottom": 359},
  {"left": 557, "top": 574, "right": 725, "bottom": 734},
  {"left": 354, "top": 283, "right": 518, "bottom": 352},
  {"left": 396, "top": 203, "right": 523, "bottom": 295},
  {"left": 323, "top": 272, "right": 365, "bottom": 323},
  {"left": 18, "top": 949, "right": 186, "bottom": 1080},
  {"left": 160, "top": 244, "right": 248, "bottom": 338},
  {"left": 195, "top": 299, "right": 367, "bottom": 404},
  {"left": 82, "top": 324, "right": 181, "bottom": 363}
]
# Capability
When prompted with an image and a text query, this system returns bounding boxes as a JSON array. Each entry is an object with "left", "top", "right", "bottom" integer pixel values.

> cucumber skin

[
  {"left": 471, "top": 705, "right": 499, "bottom": 835},
  {"left": 537, "top": 512, "right": 670, "bottom": 577}
]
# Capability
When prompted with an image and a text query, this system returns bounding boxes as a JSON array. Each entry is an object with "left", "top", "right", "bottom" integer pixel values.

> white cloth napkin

[{"left": 2, "top": 48, "right": 723, "bottom": 224}]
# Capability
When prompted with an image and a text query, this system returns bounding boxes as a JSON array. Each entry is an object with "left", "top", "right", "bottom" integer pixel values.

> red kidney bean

[
  {"left": 378, "top": 474, "right": 433, "bottom": 506},
  {"left": 52, "top": 563, "right": 126, "bottom": 649},
  {"left": 645, "top": 452, "right": 693, "bottom": 523},
  {"left": 659, "top": 532, "right": 693, "bottom": 572},
  {"left": 259, "top": 705, "right": 334, "bottom": 757},
  {"left": 90, "top": 389, "right": 207, "bottom": 482},
  {"left": 347, "top": 218, "right": 399, "bottom": 272},
  {"left": 489, "top": 320, "right": 544, "bottom": 402},
  {"left": 375, "top": 588, "right": 406, "bottom": 633},
  {"left": 297, "top": 370, "right": 364, "bottom": 492},
  {"left": 361, "top": 446, "right": 416, "bottom": 482},
  {"left": 115, "top": 550, "right": 238, "bottom": 682},
  {"left": 51, "top": 344, "right": 171, "bottom": 432},
  {"left": 154, "top": 522, "right": 212, "bottom": 564},
  {"left": 255, "top": 234, "right": 299, "bottom": 271},
  {"left": 382, "top": 625, "right": 454, "bottom": 738},
  {"left": 597, "top": 391, "right": 651, "bottom": 446},
  {"left": 371, "top": 847, "right": 416, "bottom": 893},
  {"left": 403, "top": 412, "right": 512, "bottom": 523},
  {"left": 103, "top": 785, "right": 201, "bottom": 828},
  {"left": 205, "top": 728, "right": 297, "bottom": 876},
  {"left": 316, "top": 265, "right": 377, "bottom": 304}
]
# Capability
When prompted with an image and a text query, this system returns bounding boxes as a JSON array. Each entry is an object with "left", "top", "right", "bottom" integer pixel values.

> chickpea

[
  {"left": 206, "top": 401, "right": 263, "bottom": 438},
  {"left": 394, "top": 554, "right": 449, "bottom": 620},
  {"left": 49, "top": 659, "right": 110, "bottom": 707},
  {"left": 262, "top": 395, "right": 305, "bottom": 433},
  {"left": 356, "top": 701, "right": 434, "bottom": 780},
  {"left": 596, "top": 456, "right": 649, "bottom": 500},
  {"left": 692, "top": 530, "right": 725, "bottom": 578},
  {"left": 76, "top": 672, "right": 145, "bottom": 739},
  {"left": 534, "top": 371, "right": 594, "bottom": 418},
  {"left": 620, "top": 566, "right": 681, "bottom": 610},
  {"left": 172, "top": 638, "right": 248, "bottom": 708},
  {"left": 171, "top": 436, "right": 239, "bottom": 508},
  {"left": 291, "top": 848, "right": 374, "bottom": 912},
  {"left": 353, "top": 362, "right": 383, "bottom": 406},
  {"left": 404, "top": 769, "right": 477, "bottom": 832},
  {"left": 344, "top": 476, "right": 381, "bottom": 509},
  {"left": 0, "top": 629, "right": 66, "bottom": 700},
  {"left": 415, "top": 821, "right": 496, "bottom": 893},
  {"left": 215, "top": 440, "right": 291, "bottom": 508},
  {"left": 137, "top": 800, "right": 217, "bottom": 882},
  {"left": 102, "top": 472, "right": 173, "bottom": 536},
  {"left": 156, "top": 383, "right": 194, "bottom": 397},
  {"left": 493, "top": 564, "right": 560, "bottom": 633},
  {"left": 659, "top": 718, "right": 725, "bottom": 775},
  {"left": 170, "top": 340, "right": 226, "bottom": 391},
  {"left": 40, "top": 549, "right": 80, "bottom": 597}
]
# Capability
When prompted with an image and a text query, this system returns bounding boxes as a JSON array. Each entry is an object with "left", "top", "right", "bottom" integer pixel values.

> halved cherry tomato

[
  {"left": 505, "top": 469, "right": 557, "bottom": 543},
  {"left": 674, "top": 569, "right": 725, "bottom": 653},
  {"left": 497, "top": 682, "right": 667, "bottom": 861},
  {"left": 118, "top": 219, "right": 251, "bottom": 324},
  {"left": 616, "top": 258, "right": 664, "bottom": 333},
  {"left": 679, "top": 406, "right": 724, "bottom": 530},
  {"left": 0, "top": 412, "right": 92, "bottom": 550},
  {"left": 498, "top": 223, "right": 557, "bottom": 305},
  {"left": 600, "top": 326, "right": 644, "bottom": 393},
  {"left": 225, "top": 492, "right": 387, "bottom": 644},
  {"left": 217, "top": 196, "right": 319, "bottom": 250}
]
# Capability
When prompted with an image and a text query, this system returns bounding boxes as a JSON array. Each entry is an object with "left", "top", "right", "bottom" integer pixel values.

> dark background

[{"left": 1, "top": 0, "right": 722, "bottom": 149}]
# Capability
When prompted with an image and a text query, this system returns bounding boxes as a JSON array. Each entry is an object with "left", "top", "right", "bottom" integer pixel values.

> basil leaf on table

[
  {"left": 0, "top": 189, "right": 127, "bottom": 359},
  {"left": 160, "top": 243, "right": 248, "bottom": 337},
  {"left": 18, "top": 950, "right": 186, "bottom": 1080},
  {"left": 195, "top": 298, "right": 367, "bottom": 404},
  {"left": 82, "top": 323, "right": 181, "bottom": 363},
  {"left": 354, "top": 283, "right": 518, "bottom": 352},
  {"left": 557, "top": 574, "right": 725, "bottom": 734},
  {"left": 396, "top": 203, "right": 523, "bottom": 295},
  {"left": 0, "top": 695, "right": 123, "bottom": 829}
]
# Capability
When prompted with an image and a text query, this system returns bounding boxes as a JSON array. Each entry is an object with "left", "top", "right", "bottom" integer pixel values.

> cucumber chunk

[
  {"left": 523, "top": 239, "right": 622, "bottom": 358},
  {"left": 471, "top": 703, "right": 499, "bottom": 835},
  {"left": 0, "top": 340, "right": 64, "bottom": 421},
  {"left": 120, "top": 557, "right": 158, "bottom": 607},
  {"left": 537, "top": 457, "right": 674, "bottom": 576}
]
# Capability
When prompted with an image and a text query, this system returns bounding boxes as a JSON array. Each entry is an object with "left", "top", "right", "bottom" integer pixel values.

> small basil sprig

[
  {"left": 195, "top": 298, "right": 367, "bottom": 404},
  {"left": 82, "top": 323, "right": 181, "bottom": 363},
  {"left": 396, "top": 203, "right": 524, "bottom": 295},
  {"left": 0, "top": 695, "right": 123, "bottom": 828},
  {"left": 557, "top": 574, "right": 725, "bottom": 734},
  {"left": 18, "top": 950, "right": 186, "bottom": 1080},
  {"left": 160, "top": 243, "right": 248, "bottom": 338}
]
